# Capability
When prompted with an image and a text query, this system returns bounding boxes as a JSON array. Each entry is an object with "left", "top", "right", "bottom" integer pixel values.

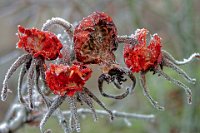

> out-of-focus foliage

[{"left": 0, "top": 0, "right": 199, "bottom": 133}]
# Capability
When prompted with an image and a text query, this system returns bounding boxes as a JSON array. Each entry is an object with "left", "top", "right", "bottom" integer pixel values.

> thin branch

[
  {"left": 41, "top": 17, "right": 74, "bottom": 38},
  {"left": 162, "top": 50, "right": 200, "bottom": 65},
  {"left": 117, "top": 35, "right": 138, "bottom": 45},
  {"left": 63, "top": 108, "right": 155, "bottom": 121},
  {"left": 0, "top": 105, "right": 155, "bottom": 133},
  {"left": 0, "top": 104, "right": 28, "bottom": 133}
]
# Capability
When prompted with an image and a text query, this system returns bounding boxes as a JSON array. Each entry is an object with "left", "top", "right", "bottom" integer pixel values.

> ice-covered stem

[
  {"left": 77, "top": 92, "right": 97, "bottom": 121},
  {"left": 1, "top": 54, "right": 32, "bottom": 101},
  {"left": 42, "top": 17, "right": 74, "bottom": 38},
  {"left": 35, "top": 62, "right": 51, "bottom": 108},
  {"left": 63, "top": 108, "right": 155, "bottom": 121},
  {"left": 0, "top": 104, "right": 155, "bottom": 133},
  {"left": 42, "top": 17, "right": 75, "bottom": 65},
  {"left": 67, "top": 96, "right": 80, "bottom": 132},
  {"left": 139, "top": 72, "right": 165, "bottom": 111},
  {"left": 27, "top": 59, "right": 37, "bottom": 109},
  {"left": 18, "top": 58, "right": 31, "bottom": 104},
  {"left": 0, "top": 104, "right": 27, "bottom": 133},
  {"left": 163, "top": 58, "right": 196, "bottom": 84},
  {"left": 154, "top": 68, "right": 192, "bottom": 104},
  {"left": 40, "top": 95, "right": 66, "bottom": 133},
  {"left": 162, "top": 50, "right": 200, "bottom": 65},
  {"left": 117, "top": 35, "right": 138, "bottom": 45}
]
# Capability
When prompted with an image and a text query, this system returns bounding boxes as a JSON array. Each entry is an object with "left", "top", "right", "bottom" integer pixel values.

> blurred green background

[{"left": 0, "top": 0, "right": 200, "bottom": 133}]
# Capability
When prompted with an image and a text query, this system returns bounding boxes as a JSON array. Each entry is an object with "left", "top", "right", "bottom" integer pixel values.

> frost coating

[
  {"left": 124, "top": 28, "right": 162, "bottom": 72},
  {"left": 42, "top": 17, "right": 74, "bottom": 38},
  {"left": 17, "top": 25, "right": 63, "bottom": 60},
  {"left": 74, "top": 11, "right": 118, "bottom": 65},
  {"left": 123, "top": 28, "right": 199, "bottom": 110},
  {"left": 45, "top": 64, "right": 92, "bottom": 96}
]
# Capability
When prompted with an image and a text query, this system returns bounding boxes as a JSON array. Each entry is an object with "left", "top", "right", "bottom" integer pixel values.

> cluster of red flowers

[
  {"left": 14, "top": 12, "right": 165, "bottom": 100},
  {"left": 15, "top": 12, "right": 120, "bottom": 98},
  {"left": 1, "top": 11, "right": 199, "bottom": 133},
  {"left": 3, "top": 11, "right": 197, "bottom": 106}
]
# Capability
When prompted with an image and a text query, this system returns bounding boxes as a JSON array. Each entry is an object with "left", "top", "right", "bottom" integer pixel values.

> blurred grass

[{"left": 0, "top": 0, "right": 200, "bottom": 133}]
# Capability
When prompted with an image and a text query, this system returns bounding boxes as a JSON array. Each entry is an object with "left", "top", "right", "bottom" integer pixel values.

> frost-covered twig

[
  {"left": 0, "top": 104, "right": 27, "bottom": 133},
  {"left": 42, "top": 17, "right": 74, "bottom": 38},
  {"left": 0, "top": 105, "right": 155, "bottom": 133},
  {"left": 117, "top": 35, "right": 138, "bottom": 45},
  {"left": 63, "top": 108, "right": 155, "bottom": 121},
  {"left": 162, "top": 50, "right": 200, "bottom": 65}
]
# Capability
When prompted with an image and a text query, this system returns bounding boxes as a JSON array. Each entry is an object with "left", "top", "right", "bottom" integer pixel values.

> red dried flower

[
  {"left": 123, "top": 28, "right": 162, "bottom": 73},
  {"left": 17, "top": 25, "right": 63, "bottom": 60},
  {"left": 45, "top": 64, "right": 92, "bottom": 96},
  {"left": 74, "top": 11, "right": 118, "bottom": 64}
]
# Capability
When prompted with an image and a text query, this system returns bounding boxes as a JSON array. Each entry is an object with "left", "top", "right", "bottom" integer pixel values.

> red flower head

[
  {"left": 17, "top": 25, "right": 63, "bottom": 60},
  {"left": 74, "top": 11, "right": 118, "bottom": 64},
  {"left": 45, "top": 64, "right": 92, "bottom": 96},
  {"left": 123, "top": 28, "right": 162, "bottom": 73}
]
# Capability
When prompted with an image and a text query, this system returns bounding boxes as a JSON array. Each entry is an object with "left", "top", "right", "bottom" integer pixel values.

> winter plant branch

[
  {"left": 63, "top": 108, "right": 155, "bottom": 121},
  {"left": 1, "top": 11, "right": 199, "bottom": 133},
  {"left": 0, "top": 103, "right": 155, "bottom": 133}
]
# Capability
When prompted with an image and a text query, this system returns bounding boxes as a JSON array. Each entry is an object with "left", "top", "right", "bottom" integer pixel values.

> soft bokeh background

[{"left": 0, "top": 0, "right": 200, "bottom": 133}]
